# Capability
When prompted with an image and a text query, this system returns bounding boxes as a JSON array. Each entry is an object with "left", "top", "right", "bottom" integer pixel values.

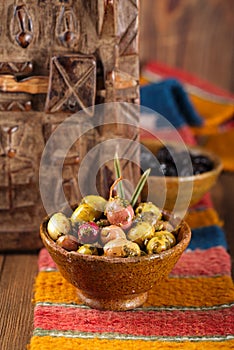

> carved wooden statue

[{"left": 0, "top": 0, "right": 140, "bottom": 250}]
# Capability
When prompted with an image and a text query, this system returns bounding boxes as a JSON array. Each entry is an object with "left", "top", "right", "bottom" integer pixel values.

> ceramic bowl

[
  {"left": 40, "top": 211, "right": 191, "bottom": 311},
  {"left": 141, "top": 140, "right": 223, "bottom": 213}
]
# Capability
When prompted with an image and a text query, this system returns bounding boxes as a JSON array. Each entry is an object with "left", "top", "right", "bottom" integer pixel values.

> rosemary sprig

[
  {"left": 114, "top": 152, "right": 125, "bottom": 199},
  {"left": 130, "top": 168, "right": 151, "bottom": 207}
]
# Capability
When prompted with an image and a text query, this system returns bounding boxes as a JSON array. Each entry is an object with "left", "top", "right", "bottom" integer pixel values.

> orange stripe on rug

[
  {"left": 146, "top": 276, "right": 234, "bottom": 307},
  {"left": 185, "top": 208, "right": 223, "bottom": 229},
  {"left": 28, "top": 336, "right": 234, "bottom": 350},
  {"left": 34, "top": 272, "right": 234, "bottom": 308}
]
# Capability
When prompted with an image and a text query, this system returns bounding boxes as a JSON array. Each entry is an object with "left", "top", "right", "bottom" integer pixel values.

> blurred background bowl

[{"left": 141, "top": 140, "right": 223, "bottom": 214}]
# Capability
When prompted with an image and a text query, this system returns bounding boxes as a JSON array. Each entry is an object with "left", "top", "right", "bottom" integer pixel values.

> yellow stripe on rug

[
  {"left": 29, "top": 336, "right": 234, "bottom": 350},
  {"left": 34, "top": 272, "right": 234, "bottom": 308},
  {"left": 185, "top": 208, "right": 223, "bottom": 229},
  {"left": 190, "top": 94, "right": 234, "bottom": 128}
]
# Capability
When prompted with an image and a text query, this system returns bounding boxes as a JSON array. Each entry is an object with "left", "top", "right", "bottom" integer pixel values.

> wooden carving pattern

[
  {"left": 0, "top": 61, "right": 33, "bottom": 75},
  {"left": 0, "top": 90, "right": 32, "bottom": 112},
  {"left": 84, "top": 0, "right": 105, "bottom": 36},
  {"left": 0, "top": 99, "right": 32, "bottom": 112},
  {"left": 45, "top": 55, "right": 96, "bottom": 115},
  {"left": 55, "top": 5, "right": 80, "bottom": 48},
  {"left": 42, "top": 120, "right": 97, "bottom": 210},
  {"left": 0, "top": 123, "right": 23, "bottom": 162},
  {"left": 114, "top": 0, "right": 139, "bottom": 80},
  {"left": 11, "top": 4, "right": 34, "bottom": 48},
  {"left": 0, "top": 0, "right": 140, "bottom": 250},
  {"left": 0, "top": 120, "right": 43, "bottom": 210},
  {"left": 115, "top": 0, "right": 139, "bottom": 56},
  {"left": 0, "top": 75, "right": 48, "bottom": 95}
]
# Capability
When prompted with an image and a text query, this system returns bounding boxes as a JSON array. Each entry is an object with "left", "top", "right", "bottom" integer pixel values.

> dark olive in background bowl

[{"left": 141, "top": 140, "right": 223, "bottom": 213}]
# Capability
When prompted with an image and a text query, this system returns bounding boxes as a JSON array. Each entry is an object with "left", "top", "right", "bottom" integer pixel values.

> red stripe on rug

[
  {"left": 178, "top": 125, "right": 197, "bottom": 145},
  {"left": 34, "top": 305, "right": 234, "bottom": 337},
  {"left": 143, "top": 62, "right": 234, "bottom": 100},
  {"left": 39, "top": 238, "right": 228, "bottom": 276},
  {"left": 140, "top": 125, "right": 196, "bottom": 146},
  {"left": 171, "top": 247, "right": 231, "bottom": 276},
  {"left": 38, "top": 248, "right": 57, "bottom": 271},
  {"left": 191, "top": 193, "right": 213, "bottom": 209}
]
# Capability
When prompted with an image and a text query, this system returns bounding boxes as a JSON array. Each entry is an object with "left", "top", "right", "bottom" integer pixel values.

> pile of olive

[
  {"left": 47, "top": 194, "right": 178, "bottom": 258},
  {"left": 141, "top": 145, "right": 214, "bottom": 177}
]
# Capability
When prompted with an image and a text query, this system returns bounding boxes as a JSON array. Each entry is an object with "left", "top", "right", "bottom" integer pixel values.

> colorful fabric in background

[
  {"left": 141, "top": 61, "right": 234, "bottom": 171},
  {"left": 140, "top": 79, "right": 203, "bottom": 128},
  {"left": 29, "top": 63, "right": 234, "bottom": 349},
  {"left": 140, "top": 78, "right": 201, "bottom": 146}
]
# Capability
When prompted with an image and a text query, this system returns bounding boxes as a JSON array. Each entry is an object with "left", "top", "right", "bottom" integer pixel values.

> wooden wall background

[{"left": 139, "top": 0, "right": 234, "bottom": 92}]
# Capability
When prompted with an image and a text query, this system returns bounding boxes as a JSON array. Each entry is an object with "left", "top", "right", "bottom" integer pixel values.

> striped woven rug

[{"left": 29, "top": 196, "right": 234, "bottom": 350}]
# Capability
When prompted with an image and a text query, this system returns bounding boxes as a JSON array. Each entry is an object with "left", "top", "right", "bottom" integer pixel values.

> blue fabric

[
  {"left": 188, "top": 225, "right": 228, "bottom": 250},
  {"left": 140, "top": 79, "right": 203, "bottom": 128}
]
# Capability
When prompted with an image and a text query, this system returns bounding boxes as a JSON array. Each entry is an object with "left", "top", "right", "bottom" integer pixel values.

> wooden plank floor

[
  {"left": 0, "top": 172, "right": 233, "bottom": 350},
  {"left": 0, "top": 254, "right": 38, "bottom": 350}
]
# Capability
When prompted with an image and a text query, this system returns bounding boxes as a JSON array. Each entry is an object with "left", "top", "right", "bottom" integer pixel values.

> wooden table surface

[{"left": 1, "top": 172, "right": 234, "bottom": 350}]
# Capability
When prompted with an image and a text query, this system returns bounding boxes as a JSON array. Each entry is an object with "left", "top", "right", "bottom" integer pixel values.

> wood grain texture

[
  {"left": 0, "top": 254, "right": 5, "bottom": 276},
  {"left": 0, "top": 93, "right": 32, "bottom": 111},
  {"left": 0, "top": 61, "right": 33, "bottom": 76},
  {"left": 139, "top": 0, "right": 234, "bottom": 92},
  {"left": 211, "top": 172, "right": 234, "bottom": 279},
  {"left": 0, "top": 75, "right": 48, "bottom": 94},
  {"left": 0, "top": 231, "right": 43, "bottom": 251},
  {"left": 0, "top": 254, "right": 38, "bottom": 350}
]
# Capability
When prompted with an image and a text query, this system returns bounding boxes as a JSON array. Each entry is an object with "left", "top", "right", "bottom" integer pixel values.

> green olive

[
  {"left": 152, "top": 232, "right": 173, "bottom": 247},
  {"left": 127, "top": 222, "right": 154, "bottom": 248},
  {"left": 103, "top": 238, "right": 141, "bottom": 258},
  {"left": 135, "top": 202, "right": 162, "bottom": 220},
  {"left": 77, "top": 244, "right": 98, "bottom": 255},
  {"left": 135, "top": 211, "right": 159, "bottom": 226},
  {"left": 122, "top": 241, "right": 141, "bottom": 257},
  {"left": 146, "top": 236, "right": 170, "bottom": 254},
  {"left": 47, "top": 212, "right": 71, "bottom": 240},
  {"left": 158, "top": 230, "right": 176, "bottom": 247},
  {"left": 155, "top": 220, "right": 174, "bottom": 232},
  {"left": 81, "top": 195, "right": 107, "bottom": 217},
  {"left": 71, "top": 203, "right": 98, "bottom": 223}
]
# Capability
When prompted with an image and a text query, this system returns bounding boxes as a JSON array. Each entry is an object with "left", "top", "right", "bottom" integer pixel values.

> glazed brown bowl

[
  {"left": 141, "top": 140, "right": 223, "bottom": 214},
  {"left": 40, "top": 211, "right": 191, "bottom": 311}
]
